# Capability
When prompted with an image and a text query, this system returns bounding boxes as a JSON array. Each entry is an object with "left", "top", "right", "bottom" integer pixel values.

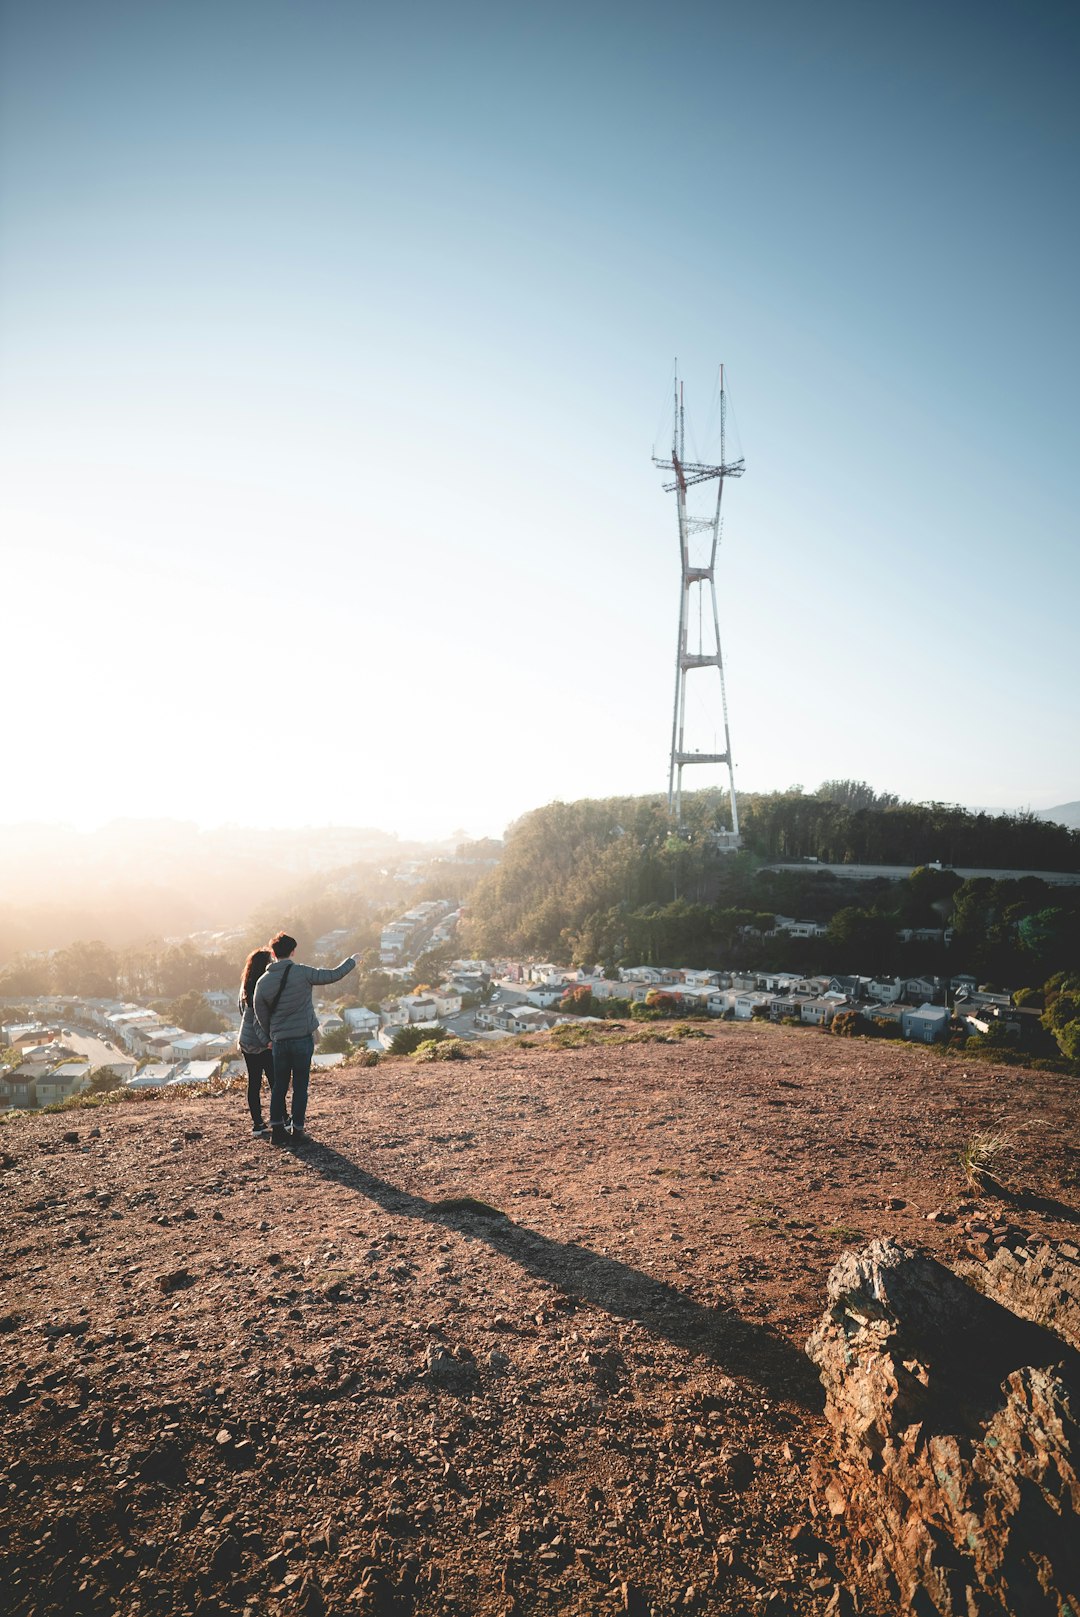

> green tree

[
  {"left": 87, "top": 1066, "right": 123, "bottom": 1094},
  {"left": 357, "top": 971, "right": 395, "bottom": 1010},
  {"left": 164, "top": 990, "right": 226, "bottom": 1034},
  {"left": 826, "top": 908, "right": 896, "bottom": 973},
  {"left": 49, "top": 940, "right": 118, "bottom": 998},
  {"left": 389, "top": 1024, "right": 445, "bottom": 1055},
  {"left": 0, "top": 957, "right": 51, "bottom": 997},
  {"left": 316, "top": 1026, "right": 354, "bottom": 1055},
  {"left": 816, "top": 780, "right": 901, "bottom": 811}
]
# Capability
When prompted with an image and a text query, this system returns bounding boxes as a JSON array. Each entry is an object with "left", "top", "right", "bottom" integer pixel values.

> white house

[
  {"left": 589, "top": 978, "right": 651, "bottom": 1004},
  {"left": 125, "top": 1064, "right": 177, "bottom": 1089},
  {"left": 901, "top": 1003, "right": 950, "bottom": 1043},
  {"left": 168, "top": 1034, "right": 211, "bottom": 1063},
  {"left": 0, "top": 1074, "right": 37, "bottom": 1107},
  {"left": 18, "top": 1043, "right": 60, "bottom": 1065},
  {"left": 33, "top": 1062, "right": 90, "bottom": 1107},
  {"left": 524, "top": 984, "right": 567, "bottom": 1008},
  {"left": 170, "top": 1059, "right": 221, "bottom": 1084},
  {"left": 800, "top": 998, "right": 838, "bottom": 1026},
  {"left": 867, "top": 977, "right": 903, "bottom": 1004},
  {"left": 399, "top": 994, "right": 439, "bottom": 1024},
  {"left": 902, "top": 976, "right": 944, "bottom": 1005},
  {"left": 768, "top": 996, "right": 803, "bottom": 1021},
  {"left": 774, "top": 919, "right": 829, "bottom": 939},
  {"left": 505, "top": 1006, "right": 555, "bottom": 1034},
  {"left": 1, "top": 1023, "right": 55, "bottom": 1049},
  {"left": 343, "top": 1007, "right": 381, "bottom": 1039}
]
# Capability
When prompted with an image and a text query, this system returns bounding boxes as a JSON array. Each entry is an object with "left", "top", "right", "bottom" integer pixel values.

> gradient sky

[{"left": 2, "top": 0, "right": 1077, "bottom": 839}]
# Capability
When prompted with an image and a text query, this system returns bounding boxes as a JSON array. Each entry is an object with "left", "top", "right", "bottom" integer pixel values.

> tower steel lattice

[{"left": 653, "top": 366, "right": 743, "bottom": 839}]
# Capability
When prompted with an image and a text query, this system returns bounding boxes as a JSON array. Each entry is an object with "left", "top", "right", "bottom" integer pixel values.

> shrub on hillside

[
  {"left": 644, "top": 990, "right": 681, "bottom": 1017},
  {"left": 629, "top": 1002, "right": 663, "bottom": 1022},
  {"left": 832, "top": 1010, "right": 875, "bottom": 1038},
  {"left": 389, "top": 1024, "right": 446, "bottom": 1056},
  {"left": 599, "top": 996, "right": 632, "bottom": 1019},
  {"left": 416, "top": 1037, "right": 467, "bottom": 1062}
]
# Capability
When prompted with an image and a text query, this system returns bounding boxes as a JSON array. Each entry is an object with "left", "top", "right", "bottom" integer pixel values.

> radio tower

[{"left": 653, "top": 365, "right": 743, "bottom": 840}]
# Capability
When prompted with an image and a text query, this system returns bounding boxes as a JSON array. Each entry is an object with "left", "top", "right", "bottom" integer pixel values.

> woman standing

[{"left": 238, "top": 947, "right": 274, "bottom": 1135}]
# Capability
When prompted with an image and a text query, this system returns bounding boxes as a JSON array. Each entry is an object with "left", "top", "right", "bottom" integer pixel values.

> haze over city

[{"left": 2, "top": 0, "right": 1076, "bottom": 843}]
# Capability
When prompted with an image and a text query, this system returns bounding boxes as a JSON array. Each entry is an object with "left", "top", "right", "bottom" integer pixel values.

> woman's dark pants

[{"left": 243, "top": 1050, "right": 275, "bottom": 1125}]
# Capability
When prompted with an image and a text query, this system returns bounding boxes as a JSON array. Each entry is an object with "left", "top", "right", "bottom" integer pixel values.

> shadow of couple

[{"left": 284, "top": 1133, "right": 823, "bottom": 1409}]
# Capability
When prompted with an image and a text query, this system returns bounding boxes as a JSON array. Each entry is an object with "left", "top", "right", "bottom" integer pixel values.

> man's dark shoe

[
  {"left": 270, "top": 1124, "right": 287, "bottom": 1147},
  {"left": 290, "top": 1126, "right": 308, "bottom": 1144},
  {"left": 251, "top": 1122, "right": 269, "bottom": 1137}
]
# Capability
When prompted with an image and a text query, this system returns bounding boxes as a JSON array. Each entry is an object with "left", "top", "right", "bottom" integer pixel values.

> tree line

[{"left": 461, "top": 788, "right": 1080, "bottom": 991}]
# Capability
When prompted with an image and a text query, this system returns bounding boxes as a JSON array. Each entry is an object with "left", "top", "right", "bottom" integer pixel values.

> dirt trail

[{"left": 2, "top": 1023, "right": 1078, "bottom": 1615}]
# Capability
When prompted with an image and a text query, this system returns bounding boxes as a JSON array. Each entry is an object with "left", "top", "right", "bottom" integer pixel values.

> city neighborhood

[{"left": 1, "top": 888, "right": 1032, "bottom": 1111}]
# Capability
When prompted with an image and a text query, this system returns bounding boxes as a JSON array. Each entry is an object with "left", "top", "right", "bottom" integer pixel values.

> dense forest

[{"left": 461, "top": 787, "right": 1080, "bottom": 990}]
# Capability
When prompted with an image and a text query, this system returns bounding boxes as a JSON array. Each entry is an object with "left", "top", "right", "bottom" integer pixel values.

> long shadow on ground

[{"left": 286, "top": 1137, "right": 823, "bottom": 1410}]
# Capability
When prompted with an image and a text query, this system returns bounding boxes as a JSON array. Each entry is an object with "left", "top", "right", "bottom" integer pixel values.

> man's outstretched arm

[{"left": 299, "top": 956, "right": 360, "bottom": 987}]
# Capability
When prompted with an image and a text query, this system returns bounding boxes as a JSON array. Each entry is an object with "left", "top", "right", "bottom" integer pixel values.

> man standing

[{"left": 253, "top": 932, "right": 359, "bottom": 1146}]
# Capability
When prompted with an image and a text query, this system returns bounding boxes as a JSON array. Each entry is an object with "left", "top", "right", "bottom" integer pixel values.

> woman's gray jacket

[
  {"left": 252, "top": 955, "right": 358, "bottom": 1044},
  {"left": 237, "top": 996, "right": 271, "bottom": 1055}
]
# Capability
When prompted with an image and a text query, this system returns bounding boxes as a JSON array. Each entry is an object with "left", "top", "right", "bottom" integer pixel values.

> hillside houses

[
  {"left": 0, "top": 990, "right": 239, "bottom": 1110},
  {"left": 379, "top": 899, "right": 458, "bottom": 965},
  {"left": 487, "top": 961, "right": 987, "bottom": 1048}
]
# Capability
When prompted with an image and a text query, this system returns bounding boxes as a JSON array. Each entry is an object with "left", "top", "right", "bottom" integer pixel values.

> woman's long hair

[{"left": 240, "top": 947, "right": 272, "bottom": 1008}]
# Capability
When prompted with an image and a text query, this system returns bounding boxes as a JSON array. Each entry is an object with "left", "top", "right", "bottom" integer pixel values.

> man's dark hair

[{"left": 270, "top": 932, "right": 297, "bottom": 959}]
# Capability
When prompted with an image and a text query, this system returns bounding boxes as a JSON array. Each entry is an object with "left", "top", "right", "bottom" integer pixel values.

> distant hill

[
  {"left": 461, "top": 789, "right": 1080, "bottom": 969},
  {"left": 1038, "top": 802, "right": 1080, "bottom": 831}
]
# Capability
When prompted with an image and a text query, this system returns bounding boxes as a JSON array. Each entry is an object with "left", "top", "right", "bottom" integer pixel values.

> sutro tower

[{"left": 653, "top": 364, "right": 744, "bottom": 839}]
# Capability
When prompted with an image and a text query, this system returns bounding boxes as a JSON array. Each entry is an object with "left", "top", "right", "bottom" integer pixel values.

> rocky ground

[{"left": 2, "top": 1021, "right": 1078, "bottom": 1617}]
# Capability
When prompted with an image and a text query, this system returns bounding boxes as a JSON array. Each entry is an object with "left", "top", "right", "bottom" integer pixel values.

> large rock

[
  {"left": 967, "top": 1234, "right": 1080, "bottom": 1351},
  {"left": 806, "top": 1238, "right": 1080, "bottom": 1615}
]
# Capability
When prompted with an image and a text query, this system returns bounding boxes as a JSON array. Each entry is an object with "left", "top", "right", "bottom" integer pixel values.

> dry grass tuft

[{"left": 959, "top": 1129, "right": 1015, "bottom": 1191}]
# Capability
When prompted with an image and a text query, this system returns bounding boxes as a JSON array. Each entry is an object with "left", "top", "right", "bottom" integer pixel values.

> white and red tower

[{"left": 653, "top": 365, "right": 743, "bottom": 839}]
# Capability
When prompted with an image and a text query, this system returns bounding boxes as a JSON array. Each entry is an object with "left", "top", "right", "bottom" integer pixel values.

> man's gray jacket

[{"left": 252, "top": 955, "right": 358, "bottom": 1044}]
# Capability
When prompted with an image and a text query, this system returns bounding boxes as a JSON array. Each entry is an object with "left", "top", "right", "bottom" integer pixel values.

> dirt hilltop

[{"left": 2, "top": 1024, "right": 1078, "bottom": 1616}]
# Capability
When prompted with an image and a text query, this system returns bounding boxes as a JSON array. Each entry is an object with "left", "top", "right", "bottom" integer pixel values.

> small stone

[{"left": 157, "top": 1269, "right": 194, "bottom": 1295}]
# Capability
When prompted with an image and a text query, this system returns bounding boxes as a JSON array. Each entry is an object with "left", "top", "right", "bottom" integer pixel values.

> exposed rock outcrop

[
  {"left": 965, "top": 1232, "right": 1080, "bottom": 1350},
  {"left": 806, "top": 1238, "right": 1080, "bottom": 1616}
]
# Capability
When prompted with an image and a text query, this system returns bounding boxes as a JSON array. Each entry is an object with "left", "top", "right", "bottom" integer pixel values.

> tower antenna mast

[{"left": 653, "top": 363, "right": 743, "bottom": 841}]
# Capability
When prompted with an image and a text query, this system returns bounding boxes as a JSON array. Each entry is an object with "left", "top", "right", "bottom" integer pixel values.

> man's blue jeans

[{"left": 270, "top": 1034, "right": 315, "bottom": 1130}]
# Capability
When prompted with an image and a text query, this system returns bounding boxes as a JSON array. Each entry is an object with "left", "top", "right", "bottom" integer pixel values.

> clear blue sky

[{"left": 2, "top": 0, "right": 1076, "bottom": 838}]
